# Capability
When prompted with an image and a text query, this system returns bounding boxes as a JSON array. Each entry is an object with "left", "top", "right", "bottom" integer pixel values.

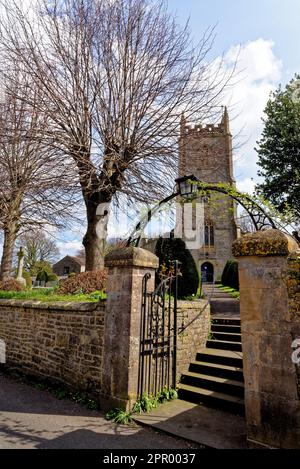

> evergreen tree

[
  {"left": 155, "top": 237, "right": 199, "bottom": 299},
  {"left": 256, "top": 75, "right": 300, "bottom": 216}
]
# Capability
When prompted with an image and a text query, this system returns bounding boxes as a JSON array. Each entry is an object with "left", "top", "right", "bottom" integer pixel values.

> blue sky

[
  {"left": 170, "top": 0, "right": 299, "bottom": 83},
  {"left": 57, "top": 0, "right": 300, "bottom": 257},
  {"left": 166, "top": 0, "right": 299, "bottom": 185},
  {"left": 5, "top": 0, "right": 297, "bottom": 259}
]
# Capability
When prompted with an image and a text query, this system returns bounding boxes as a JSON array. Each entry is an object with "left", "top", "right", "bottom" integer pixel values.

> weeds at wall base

[{"left": 105, "top": 387, "right": 178, "bottom": 425}]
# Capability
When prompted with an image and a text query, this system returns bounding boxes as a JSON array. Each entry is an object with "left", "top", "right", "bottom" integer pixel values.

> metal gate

[{"left": 138, "top": 261, "right": 178, "bottom": 398}]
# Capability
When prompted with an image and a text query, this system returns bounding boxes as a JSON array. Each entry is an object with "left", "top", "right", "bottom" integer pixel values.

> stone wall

[
  {"left": 0, "top": 247, "right": 211, "bottom": 411},
  {"left": 177, "top": 299, "right": 210, "bottom": 380},
  {"left": 0, "top": 300, "right": 105, "bottom": 394}
]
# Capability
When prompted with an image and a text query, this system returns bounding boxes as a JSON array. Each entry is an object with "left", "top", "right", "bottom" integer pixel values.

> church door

[{"left": 201, "top": 262, "right": 214, "bottom": 283}]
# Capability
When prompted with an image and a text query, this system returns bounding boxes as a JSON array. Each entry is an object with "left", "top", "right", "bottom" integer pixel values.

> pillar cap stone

[
  {"left": 232, "top": 229, "right": 299, "bottom": 257},
  {"left": 104, "top": 246, "right": 159, "bottom": 268}
]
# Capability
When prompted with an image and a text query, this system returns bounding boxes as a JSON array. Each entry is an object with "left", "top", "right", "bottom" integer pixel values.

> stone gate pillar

[
  {"left": 101, "top": 247, "right": 159, "bottom": 411},
  {"left": 233, "top": 230, "right": 300, "bottom": 448}
]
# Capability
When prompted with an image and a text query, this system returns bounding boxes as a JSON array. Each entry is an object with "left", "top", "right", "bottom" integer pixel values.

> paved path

[
  {"left": 134, "top": 399, "right": 247, "bottom": 449},
  {"left": 0, "top": 372, "right": 201, "bottom": 449},
  {"left": 202, "top": 284, "right": 240, "bottom": 319}
]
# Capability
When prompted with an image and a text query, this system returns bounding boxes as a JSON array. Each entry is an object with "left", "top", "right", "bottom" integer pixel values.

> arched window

[{"left": 204, "top": 221, "right": 214, "bottom": 246}]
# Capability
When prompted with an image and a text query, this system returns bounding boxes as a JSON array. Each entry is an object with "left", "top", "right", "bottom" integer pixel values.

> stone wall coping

[
  {"left": 232, "top": 229, "right": 299, "bottom": 257},
  {"left": 0, "top": 299, "right": 106, "bottom": 312},
  {"left": 288, "top": 249, "right": 300, "bottom": 260},
  {"left": 177, "top": 299, "right": 208, "bottom": 308},
  {"left": 105, "top": 246, "right": 159, "bottom": 268}
]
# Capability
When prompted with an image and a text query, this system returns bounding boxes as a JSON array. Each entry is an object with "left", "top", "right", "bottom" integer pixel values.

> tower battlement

[
  {"left": 180, "top": 107, "right": 231, "bottom": 139},
  {"left": 178, "top": 106, "right": 237, "bottom": 282},
  {"left": 181, "top": 122, "right": 225, "bottom": 135}
]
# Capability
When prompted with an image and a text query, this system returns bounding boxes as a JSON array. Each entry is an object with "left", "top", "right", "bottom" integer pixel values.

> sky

[
  {"left": 169, "top": 0, "right": 299, "bottom": 191},
  {"left": 58, "top": 0, "right": 300, "bottom": 257},
  {"left": 2, "top": 0, "right": 299, "bottom": 259}
]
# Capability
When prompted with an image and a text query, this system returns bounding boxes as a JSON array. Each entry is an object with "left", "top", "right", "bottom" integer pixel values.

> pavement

[
  {"left": 134, "top": 400, "right": 247, "bottom": 449},
  {"left": 202, "top": 283, "right": 240, "bottom": 319},
  {"left": 0, "top": 372, "right": 201, "bottom": 449}
]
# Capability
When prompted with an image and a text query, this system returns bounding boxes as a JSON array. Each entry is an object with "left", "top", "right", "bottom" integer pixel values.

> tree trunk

[
  {"left": 0, "top": 225, "right": 18, "bottom": 281},
  {"left": 83, "top": 198, "right": 111, "bottom": 271}
]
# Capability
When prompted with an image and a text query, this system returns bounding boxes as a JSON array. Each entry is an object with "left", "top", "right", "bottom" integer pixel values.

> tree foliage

[
  {"left": 155, "top": 236, "right": 199, "bottom": 299},
  {"left": 255, "top": 75, "right": 300, "bottom": 216},
  {"left": 221, "top": 259, "right": 239, "bottom": 290}
]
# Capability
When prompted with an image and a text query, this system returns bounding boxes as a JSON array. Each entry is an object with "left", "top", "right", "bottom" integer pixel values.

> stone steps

[
  {"left": 180, "top": 371, "right": 244, "bottom": 397},
  {"left": 178, "top": 317, "right": 245, "bottom": 415},
  {"left": 210, "top": 300, "right": 240, "bottom": 314},
  {"left": 196, "top": 348, "right": 243, "bottom": 368},
  {"left": 206, "top": 339, "right": 242, "bottom": 352},
  {"left": 210, "top": 331, "right": 242, "bottom": 343},
  {"left": 178, "top": 384, "right": 245, "bottom": 415},
  {"left": 211, "top": 324, "right": 241, "bottom": 333},
  {"left": 189, "top": 360, "right": 244, "bottom": 382},
  {"left": 212, "top": 317, "right": 241, "bottom": 326}
]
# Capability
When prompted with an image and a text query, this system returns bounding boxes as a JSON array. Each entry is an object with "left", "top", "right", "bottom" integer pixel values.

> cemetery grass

[
  {"left": 0, "top": 288, "right": 106, "bottom": 302},
  {"left": 215, "top": 284, "right": 240, "bottom": 299}
]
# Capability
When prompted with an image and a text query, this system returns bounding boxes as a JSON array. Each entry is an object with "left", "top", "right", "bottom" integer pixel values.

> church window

[{"left": 204, "top": 221, "right": 214, "bottom": 246}]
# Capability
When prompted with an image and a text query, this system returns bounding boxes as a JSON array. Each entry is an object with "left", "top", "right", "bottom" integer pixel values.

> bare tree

[
  {"left": 0, "top": 68, "right": 75, "bottom": 280},
  {"left": 0, "top": 0, "right": 233, "bottom": 270},
  {"left": 237, "top": 210, "right": 256, "bottom": 235},
  {"left": 16, "top": 230, "right": 60, "bottom": 274}
]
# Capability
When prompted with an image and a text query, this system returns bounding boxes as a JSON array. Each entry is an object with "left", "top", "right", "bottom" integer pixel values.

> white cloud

[
  {"left": 219, "top": 39, "right": 283, "bottom": 187},
  {"left": 236, "top": 177, "right": 256, "bottom": 194},
  {"left": 56, "top": 241, "right": 83, "bottom": 258}
]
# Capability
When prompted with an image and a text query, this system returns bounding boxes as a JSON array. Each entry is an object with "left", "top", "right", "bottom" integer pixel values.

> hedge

[
  {"left": 155, "top": 237, "right": 199, "bottom": 299},
  {"left": 221, "top": 259, "right": 239, "bottom": 290}
]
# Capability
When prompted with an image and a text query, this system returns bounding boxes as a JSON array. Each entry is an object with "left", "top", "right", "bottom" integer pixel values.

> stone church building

[{"left": 178, "top": 108, "right": 238, "bottom": 282}]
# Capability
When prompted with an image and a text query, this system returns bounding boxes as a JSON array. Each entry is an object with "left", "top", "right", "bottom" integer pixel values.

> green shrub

[
  {"left": 47, "top": 273, "right": 58, "bottom": 282},
  {"left": 0, "top": 278, "right": 25, "bottom": 291},
  {"left": 221, "top": 259, "right": 239, "bottom": 290},
  {"left": 30, "top": 260, "right": 53, "bottom": 277},
  {"left": 58, "top": 270, "right": 107, "bottom": 295},
  {"left": 36, "top": 269, "right": 49, "bottom": 283},
  {"left": 155, "top": 237, "right": 199, "bottom": 299}
]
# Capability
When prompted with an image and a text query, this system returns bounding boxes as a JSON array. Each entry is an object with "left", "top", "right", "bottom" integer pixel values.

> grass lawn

[
  {"left": 0, "top": 288, "right": 106, "bottom": 302},
  {"left": 215, "top": 284, "right": 240, "bottom": 299}
]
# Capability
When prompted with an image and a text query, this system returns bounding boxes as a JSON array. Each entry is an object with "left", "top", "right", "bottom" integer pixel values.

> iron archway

[{"left": 126, "top": 176, "right": 297, "bottom": 247}]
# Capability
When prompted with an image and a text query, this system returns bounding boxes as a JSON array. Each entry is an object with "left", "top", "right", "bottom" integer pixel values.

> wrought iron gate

[{"left": 138, "top": 262, "right": 178, "bottom": 398}]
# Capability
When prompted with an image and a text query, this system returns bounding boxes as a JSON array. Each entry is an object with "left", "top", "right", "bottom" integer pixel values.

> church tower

[{"left": 178, "top": 108, "right": 238, "bottom": 282}]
